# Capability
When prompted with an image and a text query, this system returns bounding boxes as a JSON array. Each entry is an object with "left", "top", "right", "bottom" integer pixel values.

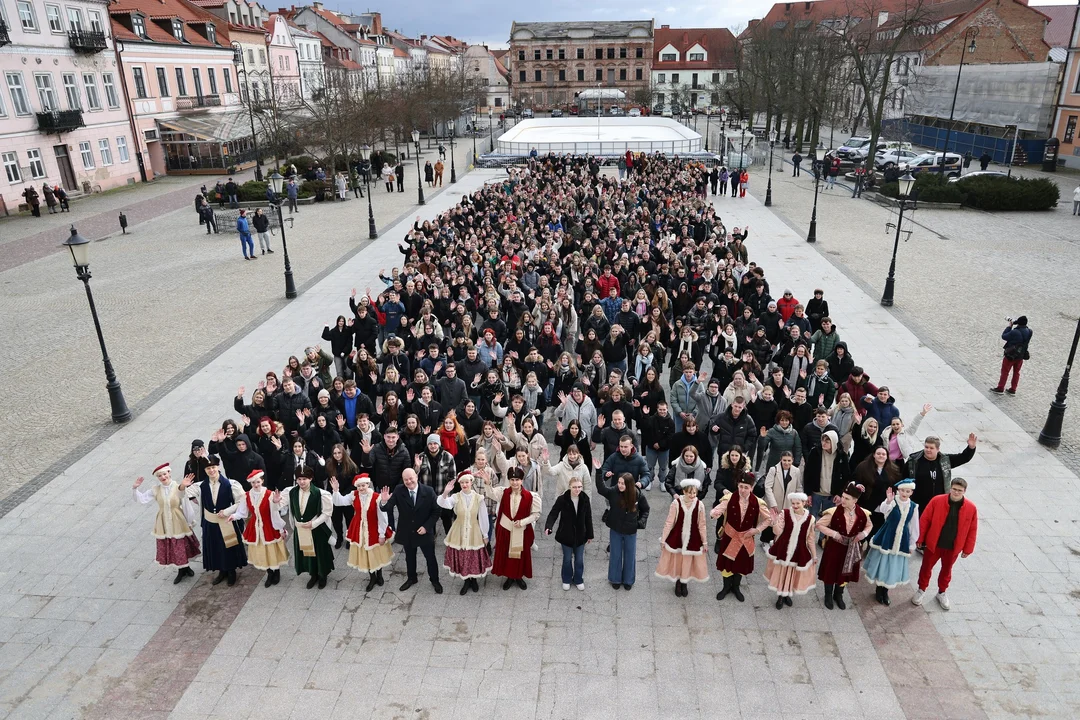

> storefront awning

[{"left": 157, "top": 112, "right": 253, "bottom": 143}]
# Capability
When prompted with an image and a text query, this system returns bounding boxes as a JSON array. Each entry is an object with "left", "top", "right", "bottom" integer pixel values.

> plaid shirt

[{"left": 418, "top": 449, "right": 457, "bottom": 493}]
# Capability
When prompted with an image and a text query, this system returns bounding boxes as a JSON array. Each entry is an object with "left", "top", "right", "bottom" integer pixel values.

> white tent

[{"left": 577, "top": 88, "right": 627, "bottom": 100}]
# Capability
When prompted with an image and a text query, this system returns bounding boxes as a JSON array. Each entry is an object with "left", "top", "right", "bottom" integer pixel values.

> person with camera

[{"left": 991, "top": 316, "right": 1032, "bottom": 395}]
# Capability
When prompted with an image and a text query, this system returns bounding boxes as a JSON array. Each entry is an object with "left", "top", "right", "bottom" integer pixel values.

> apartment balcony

[
  {"left": 0, "top": 20, "right": 11, "bottom": 47},
  {"left": 176, "top": 95, "right": 222, "bottom": 110},
  {"left": 37, "top": 109, "right": 85, "bottom": 133},
  {"left": 69, "top": 30, "right": 108, "bottom": 53}
]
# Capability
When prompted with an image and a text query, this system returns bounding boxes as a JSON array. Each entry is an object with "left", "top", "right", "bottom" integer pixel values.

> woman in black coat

[
  {"left": 595, "top": 473, "right": 650, "bottom": 590},
  {"left": 544, "top": 481, "right": 594, "bottom": 589},
  {"left": 322, "top": 316, "right": 354, "bottom": 380}
]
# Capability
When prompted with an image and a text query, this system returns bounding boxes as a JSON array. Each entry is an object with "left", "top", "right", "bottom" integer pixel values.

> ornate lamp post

[
  {"left": 488, "top": 108, "right": 494, "bottom": 153},
  {"left": 412, "top": 129, "right": 425, "bottom": 205},
  {"left": 705, "top": 111, "right": 712, "bottom": 151},
  {"left": 447, "top": 119, "right": 457, "bottom": 183},
  {"left": 807, "top": 153, "right": 823, "bottom": 244},
  {"left": 765, "top": 132, "right": 776, "bottom": 207},
  {"left": 359, "top": 145, "right": 377, "bottom": 239},
  {"left": 1038, "top": 318, "right": 1080, "bottom": 448},
  {"left": 880, "top": 171, "right": 915, "bottom": 307},
  {"left": 62, "top": 226, "right": 132, "bottom": 423},
  {"left": 941, "top": 28, "right": 978, "bottom": 177},
  {"left": 266, "top": 172, "right": 297, "bottom": 298}
]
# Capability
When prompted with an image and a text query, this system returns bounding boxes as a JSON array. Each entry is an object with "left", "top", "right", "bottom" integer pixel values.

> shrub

[
  {"left": 956, "top": 175, "right": 1059, "bottom": 211},
  {"left": 301, "top": 180, "right": 331, "bottom": 201},
  {"left": 238, "top": 180, "right": 269, "bottom": 201},
  {"left": 282, "top": 155, "right": 317, "bottom": 172},
  {"left": 879, "top": 173, "right": 965, "bottom": 204}
]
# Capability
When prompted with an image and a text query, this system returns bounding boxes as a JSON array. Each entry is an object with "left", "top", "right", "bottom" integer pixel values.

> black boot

[
  {"left": 366, "top": 574, "right": 379, "bottom": 592},
  {"left": 716, "top": 575, "right": 731, "bottom": 601},
  {"left": 376, "top": 569, "right": 384, "bottom": 586},
  {"left": 174, "top": 568, "right": 189, "bottom": 584},
  {"left": 823, "top": 584, "right": 834, "bottom": 609},
  {"left": 503, "top": 578, "right": 514, "bottom": 590},
  {"left": 307, "top": 574, "right": 319, "bottom": 589},
  {"left": 880, "top": 588, "right": 890, "bottom": 606},
  {"left": 226, "top": 570, "right": 237, "bottom": 587},
  {"left": 265, "top": 572, "right": 274, "bottom": 588},
  {"left": 833, "top": 584, "right": 846, "bottom": 610},
  {"left": 783, "top": 596, "right": 792, "bottom": 606},
  {"left": 674, "top": 581, "right": 682, "bottom": 597},
  {"left": 776, "top": 595, "right": 784, "bottom": 609},
  {"left": 272, "top": 569, "right": 280, "bottom": 585},
  {"left": 212, "top": 571, "right": 228, "bottom": 585},
  {"left": 335, "top": 536, "right": 344, "bottom": 549},
  {"left": 470, "top": 578, "right": 479, "bottom": 593},
  {"left": 731, "top": 574, "right": 745, "bottom": 602},
  {"left": 318, "top": 575, "right": 327, "bottom": 589}
]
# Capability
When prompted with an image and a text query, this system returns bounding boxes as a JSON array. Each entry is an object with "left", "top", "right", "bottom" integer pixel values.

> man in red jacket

[
  {"left": 596, "top": 265, "right": 620, "bottom": 299},
  {"left": 912, "top": 477, "right": 977, "bottom": 611}
]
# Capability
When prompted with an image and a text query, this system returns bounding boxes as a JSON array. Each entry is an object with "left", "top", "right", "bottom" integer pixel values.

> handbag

[{"left": 1004, "top": 344, "right": 1023, "bottom": 361}]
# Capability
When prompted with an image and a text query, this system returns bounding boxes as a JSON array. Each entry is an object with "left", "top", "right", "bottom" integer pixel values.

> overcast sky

[{"left": 323, "top": 0, "right": 1079, "bottom": 48}]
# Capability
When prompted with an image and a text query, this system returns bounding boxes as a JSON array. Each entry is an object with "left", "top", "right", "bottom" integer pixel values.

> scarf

[
  {"left": 818, "top": 430, "right": 839, "bottom": 495},
  {"left": 833, "top": 405, "right": 855, "bottom": 439},
  {"left": 786, "top": 355, "right": 808, "bottom": 391},
  {"left": 720, "top": 329, "right": 737, "bottom": 351}
]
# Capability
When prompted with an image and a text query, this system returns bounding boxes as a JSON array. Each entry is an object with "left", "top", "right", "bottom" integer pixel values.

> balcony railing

[
  {"left": 37, "top": 109, "right": 85, "bottom": 133},
  {"left": 176, "top": 95, "right": 222, "bottom": 110},
  {"left": 0, "top": 20, "right": 11, "bottom": 47},
  {"left": 69, "top": 30, "right": 107, "bottom": 52}
]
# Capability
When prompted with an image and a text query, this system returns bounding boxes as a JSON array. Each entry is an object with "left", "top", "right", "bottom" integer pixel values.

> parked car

[
  {"left": 905, "top": 152, "right": 964, "bottom": 177},
  {"left": 550, "top": 109, "right": 563, "bottom": 117},
  {"left": 628, "top": 108, "right": 641, "bottom": 117},
  {"left": 875, "top": 149, "right": 919, "bottom": 169},
  {"left": 609, "top": 106, "right": 624, "bottom": 116},
  {"left": 522, "top": 108, "right": 535, "bottom": 118},
  {"left": 948, "top": 170, "right": 1012, "bottom": 183},
  {"left": 569, "top": 105, "right": 579, "bottom": 115}
]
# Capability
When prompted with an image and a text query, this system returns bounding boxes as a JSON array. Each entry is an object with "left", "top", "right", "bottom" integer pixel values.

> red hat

[
  {"left": 247, "top": 469, "right": 265, "bottom": 482},
  {"left": 353, "top": 473, "right": 372, "bottom": 486},
  {"left": 152, "top": 463, "right": 170, "bottom": 476}
]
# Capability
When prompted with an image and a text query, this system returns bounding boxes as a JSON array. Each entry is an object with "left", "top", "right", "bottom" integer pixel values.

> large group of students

[{"left": 135, "top": 152, "right": 978, "bottom": 611}]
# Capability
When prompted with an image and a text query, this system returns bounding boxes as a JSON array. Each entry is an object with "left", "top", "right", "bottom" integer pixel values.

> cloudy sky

[{"left": 326, "top": 0, "right": 1079, "bottom": 47}]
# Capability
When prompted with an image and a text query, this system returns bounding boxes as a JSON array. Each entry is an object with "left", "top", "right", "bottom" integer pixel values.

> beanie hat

[{"left": 427, "top": 433, "right": 441, "bottom": 445}]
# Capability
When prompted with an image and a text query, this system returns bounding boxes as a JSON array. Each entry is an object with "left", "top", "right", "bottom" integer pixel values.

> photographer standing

[{"left": 991, "top": 316, "right": 1032, "bottom": 395}]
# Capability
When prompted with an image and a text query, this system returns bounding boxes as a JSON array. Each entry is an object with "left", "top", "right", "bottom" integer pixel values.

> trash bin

[{"left": 1042, "top": 138, "right": 1059, "bottom": 172}]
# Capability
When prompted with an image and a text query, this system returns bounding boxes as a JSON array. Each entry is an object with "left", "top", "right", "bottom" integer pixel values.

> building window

[
  {"left": 577, "top": 69, "right": 584, "bottom": 81},
  {"left": 17, "top": 0, "right": 38, "bottom": 30},
  {"left": 607, "top": 68, "right": 615, "bottom": 84},
  {"left": 619, "top": 68, "right": 626, "bottom": 81},
  {"left": 156, "top": 67, "right": 169, "bottom": 96},
  {"left": 208, "top": 68, "right": 218, "bottom": 94},
  {"left": 45, "top": 4, "right": 63, "bottom": 32},
  {"left": 712, "top": 72, "right": 720, "bottom": 83},
  {"left": 636, "top": 47, "right": 643, "bottom": 58},
  {"left": 657, "top": 73, "right": 665, "bottom": 84},
  {"left": 207, "top": 24, "right": 216, "bottom": 43},
  {"left": 661, "top": 53, "right": 676, "bottom": 62},
  {"left": 98, "top": 138, "right": 113, "bottom": 166},
  {"left": 534, "top": 70, "right": 541, "bottom": 82},
  {"left": 175, "top": 68, "right": 187, "bottom": 96},
  {"left": 116, "top": 136, "right": 130, "bottom": 162},
  {"left": 89, "top": 10, "right": 103, "bottom": 33},
  {"left": 83, "top": 73, "right": 100, "bottom": 110},
  {"left": 192, "top": 68, "right": 203, "bottom": 98},
  {"left": 606, "top": 48, "right": 614, "bottom": 59},
  {"left": 620, "top": 48, "right": 627, "bottom": 59},
  {"left": 559, "top": 69, "right": 565, "bottom": 81},
  {"left": 494, "top": 97, "right": 502, "bottom": 107},
  {"left": 103, "top": 73, "right": 119, "bottom": 107},
  {"left": 62, "top": 73, "right": 80, "bottom": 110},
  {"left": 172, "top": 19, "right": 184, "bottom": 41},
  {"left": 635, "top": 68, "right": 642, "bottom": 81},
  {"left": 6, "top": 73, "right": 32, "bottom": 115},
  {"left": 689, "top": 52, "right": 704, "bottom": 61},
  {"left": 1065, "top": 115, "right": 1077, "bottom": 144},
  {"left": 3, "top": 152, "right": 21, "bottom": 183},
  {"left": 726, "top": 72, "right": 735, "bottom": 83},
  {"left": 35, "top": 73, "right": 57, "bottom": 111},
  {"left": 577, "top": 48, "right": 584, "bottom": 59},
  {"left": 534, "top": 49, "right": 540, "bottom": 60},
  {"left": 223, "top": 68, "right": 232, "bottom": 93},
  {"left": 558, "top": 48, "right": 565, "bottom": 60},
  {"left": 132, "top": 67, "right": 147, "bottom": 98},
  {"left": 595, "top": 48, "right": 602, "bottom": 60},
  {"left": 656, "top": 92, "right": 665, "bottom": 107},
  {"left": 595, "top": 68, "right": 602, "bottom": 81},
  {"left": 27, "top": 148, "right": 46, "bottom": 178},
  {"left": 132, "top": 15, "right": 145, "bottom": 37},
  {"left": 671, "top": 73, "right": 680, "bottom": 84},
  {"left": 0, "top": 87, "right": 5, "bottom": 116},
  {"left": 79, "top": 141, "right": 94, "bottom": 168},
  {"left": 546, "top": 49, "right": 552, "bottom": 60},
  {"left": 66, "top": 7, "right": 83, "bottom": 32},
  {"left": 517, "top": 50, "right": 524, "bottom": 61}
]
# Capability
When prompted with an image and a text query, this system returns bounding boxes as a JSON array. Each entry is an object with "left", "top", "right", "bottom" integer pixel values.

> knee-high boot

[{"left": 823, "top": 584, "right": 834, "bottom": 609}]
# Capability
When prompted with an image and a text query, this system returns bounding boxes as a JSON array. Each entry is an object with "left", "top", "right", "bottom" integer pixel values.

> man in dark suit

[{"left": 378, "top": 468, "right": 443, "bottom": 594}]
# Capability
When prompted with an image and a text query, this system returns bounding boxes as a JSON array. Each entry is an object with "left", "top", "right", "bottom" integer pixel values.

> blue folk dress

[{"left": 863, "top": 497, "right": 920, "bottom": 588}]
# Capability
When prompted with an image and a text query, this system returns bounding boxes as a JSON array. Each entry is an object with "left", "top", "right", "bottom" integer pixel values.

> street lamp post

[
  {"left": 471, "top": 118, "right": 477, "bottom": 166},
  {"left": 765, "top": 135, "right": 776, "bottom": 207},
  {"left": 807, "top": 153, "right": 822, "bottom": 243},
  {"left": 720, "top": 110, "right": 727, "bottom": 165},
  {"left": 359, "top": 145, "right": 377, "bottom": 239},
  {"left": 62, "top": 226, "right": 132, "bottom": 424},
  {"left": 488, "top": 108, "right": 494, "bottom": 153},
  {"left": 941, "top": 28, "right": 978, "bottom": 177},
  {"left": 267, "top": 173, "right": 297, "bottom": 298},
  {"left": 412, "top": 129, "right": 425, "bottom": 206},
  {"left": 880, "top": 172, "right": 915, "bottom": 307},
  {"left": 232, "top": 42, "right": 262, "bottom": 181},
  {"left": 1039, "top": 318, "right": 1080, "bottom": 447},
  {"left": 447, "top": 119, "right": 457, "bottom": 183}
]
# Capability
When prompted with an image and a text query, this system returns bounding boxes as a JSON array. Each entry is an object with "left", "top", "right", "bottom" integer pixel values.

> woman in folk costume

[
  {"left": 437, "top": 471, "right": 492, "bottom": 595},
  {"left": 863, "top": 479, "right": 920, "bottom": 606},
  {"left": 330, "top": 473, "right": 393, "bottom": 592},
  {"left": 655, "top": 477, "right": 710, "bottom": 598},
  {"left": 763, "top": 492, "right": 817, "bottom": 609},
  {"left": 816, "top": 482, "right": 873, "bottom": 610},
  {"left": 481, "top": 465, "right": 540, "bottom": 591},
  {"left": 280, "top": 466, "right": 334, "bottom": 589},
  {"left": 132, "top": 463, "right": 200, "bottom": 584},
  {"left": 222, "top": 470, "right": 289, "bottom": 587},
  {"left": 710, "top": 474, "right": 770, "bottom": 602},
  {"left": 183, "top": 454, "right": 247, "bottom": 586}
]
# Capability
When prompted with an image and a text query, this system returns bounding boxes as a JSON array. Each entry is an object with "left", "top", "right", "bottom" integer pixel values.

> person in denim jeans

[
  {"left": 596, "top": 472, "right": 650, "bottom": 590},
  {"left": 544, "top": 478, "right": 594, "bottom": 591},
  {"left": 640, "top": 401, "right": 675, "bottom": 490}
]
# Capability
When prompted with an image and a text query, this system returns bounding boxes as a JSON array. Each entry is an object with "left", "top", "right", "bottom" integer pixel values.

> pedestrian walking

[
  {"left": 1073, "top": 185, "right": 1080, "bottom": 215},
  {"left": 54, "top": 185, "right": 69, "bottom": 212},
  {"left": 214, "top": 181, "right": 226, "bottom": 208},
  {"left": 438, "top": 143, "right": 446, "bottom": 160},
  {"left": 912, "top": 477, "right": 977, "bottom": 612},
  {"left": 198, "top": 198, "right": 217, "bottom": 234},
  {"left": 730, "top": 168, "right": 739, "bottom": 197},
  {"left": 979, "top": 151, "right": 991, "bottom": 171},
  {"left": 225, "top": 177, "right": 239, "bottom": 208},
  {"left": 424, "top": 161, "right": 434, "bottom": 187},
  {"left": 42, "top": 183, "right": 58, "bottom": 214},
  {"left": 335, "top": 172, "right": 348, "bottom": 200},
  {"left": 395, "top": 161, "right": 405, "bottom": 193},
  {"left": 22, "top": 185, "right": 41, "bottom": 217},
  {"left": 434, "top": 159, "right": 444, "bottom": 186},
  {"left": 739, "top": 169, "right": 749, "bottom": 198},
  {"left": 710, "top": 166, "right": 719, "bottom": 195},
  {"left": 382, "top": 164, "right": 395, "bottom": 192},
  {"left": 252, "top": 208, "right": 272, "bottom": 255},
  {"left": 792, "top": 151, "right": 802, "bottom": 177},
  {"left": 236, "top": 209, "right": 255, "bottom": 260},
  {"left": 286, "top": 178, "right": 299, "bottom": 214},
  {"left": 990, "top": 316, "right": 1032, "bottom": 395}
]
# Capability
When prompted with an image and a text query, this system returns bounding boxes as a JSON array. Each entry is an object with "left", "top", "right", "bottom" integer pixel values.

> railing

[
  {"left": 69, "top": 30, "right": 107, "bottom": 52},
  {"left": 0, "top": 20, "right": 11, "bottom": 47},
  {"left": 37, "top": 109, "right": 85, "bottom": 133},
  {"left": 176, "top": 95, "right": 222, "bottom": 110}
]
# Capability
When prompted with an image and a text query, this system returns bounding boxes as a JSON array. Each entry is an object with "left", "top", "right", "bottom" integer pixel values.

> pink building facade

[{"left": 0, "top": 0, "right": 140, "bottom": 213}]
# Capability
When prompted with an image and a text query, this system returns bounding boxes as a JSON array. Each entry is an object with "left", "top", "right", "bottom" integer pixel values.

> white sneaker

[
  {"left": 911, "top": 589, "right": 925, "bottom": 606},
  {"left": 936, "top": 592, "right": 951, "bottom": 611},
  {"left": 576, "top": 583, "right": 585, "bottom": 591},
  {"left": 562, "top": 583, "right": 570, "bottom": 591}
]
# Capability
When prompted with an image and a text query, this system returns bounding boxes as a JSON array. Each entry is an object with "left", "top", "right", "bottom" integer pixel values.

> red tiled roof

[
  {"left": 392, "top": 46, "right": 409, "bottom": 58},
  {"left": 653, "top": 27, "right": 737, "bottom": 69},
  {"left": 1031, "top": 4, "right": 1075, "bottom": 47},
  {"left": 110, "top": 0, "right": 231, "bottom": 47}
]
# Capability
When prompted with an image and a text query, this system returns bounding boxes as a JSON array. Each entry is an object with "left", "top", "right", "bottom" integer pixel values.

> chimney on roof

[
  {"left": 313, "top": 1, "right": 322, "bottom": 9},
  {"left": 682, "top": 31, "right": 688, "bottom": 43},
  {"left": 661, "top": 24, "right": 669, "bottom": 29}
]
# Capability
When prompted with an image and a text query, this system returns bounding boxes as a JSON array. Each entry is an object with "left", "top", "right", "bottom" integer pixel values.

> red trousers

[
  {"left": 918, "top": 546, "right": 961, "bottom": 593},
  {"left": 996, "top": 357, "right": 1023, "bottom": 392}
]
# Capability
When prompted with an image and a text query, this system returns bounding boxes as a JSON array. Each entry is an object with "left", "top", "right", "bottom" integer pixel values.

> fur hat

[
  {"left": 152, "top": 463, "right": 170, "bottom": 476},
  {"left": 353, "top": 473, "right": 372, "bottom": 487},
  {"left": 297, "top": 466, "right": 315, "bottom": 479},
  {"left": 894, "top": 479, "right": 916, "bottom": 491},
  {"left": 246, "top": 469, "right": 264, "bottom": 483},
  {"left": 679, "top": 477, "right": 702, "bottom": 490},
  {"left": 843, "top": 482, "right": 865, "bottom": 500},
  {"left": 788, "top": 492, "right": 808, "bottom": 503}
]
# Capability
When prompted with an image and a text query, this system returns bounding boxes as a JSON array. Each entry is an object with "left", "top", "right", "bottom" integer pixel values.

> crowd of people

[{"left": 136, "top": 152, "right": 979, "bottom": 611}]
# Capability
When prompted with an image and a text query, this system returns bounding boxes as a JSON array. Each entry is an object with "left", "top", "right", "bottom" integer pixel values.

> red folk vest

[
  {"left": 496, "top": 487, "right": 535, "bottom": 547},
  {"left": 664, "top": 499, "right": 704, "bottom": 553},
  {"left": 768, "top": 508, "right": 813, "bottom": 568},
  {"left": 243, "top": 490, "right": 281, "bottom": 543},
  {"left": 725, "top": 493, "right": 761, "bottom": 533},
  {"left": 347, "top": 492, "right": 393, "bottom": 550},
  {"left": 826, "top": 504, "right": 868, "bottom": 539}
]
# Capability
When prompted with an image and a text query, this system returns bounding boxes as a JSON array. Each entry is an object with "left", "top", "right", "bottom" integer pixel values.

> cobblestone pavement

[
  {"left": 751, "top": 155, "right": 1080, "bottom": 477},
  {"left": 0, "top": 138, "right": 477, "bottom": 505},
  {"left": 0, "top": 169, "right": 1076, "bottom": 720}
]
